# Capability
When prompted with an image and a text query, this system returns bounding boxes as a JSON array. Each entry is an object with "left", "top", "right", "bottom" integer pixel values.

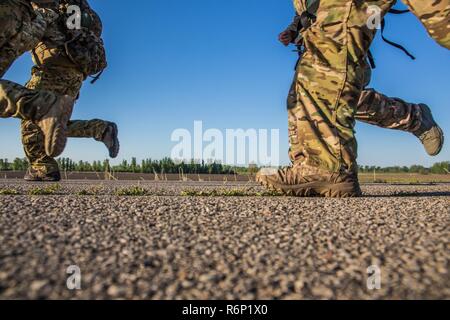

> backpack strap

[
  {"left": 367, "top": 50, "right": 376, "bottom": 69},
  {"left": 380, "top": 18, "right": 416, "bottom": 60},
  {"left": 388, "top": 8, "right": 410, "bottom": 14}
]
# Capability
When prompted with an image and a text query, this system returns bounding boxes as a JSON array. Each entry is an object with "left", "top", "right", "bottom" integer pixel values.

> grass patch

[
  {"left": 181, "top": 188, "right": 284, "bottom": 197},
  {"left": 27, "top": 184, "right": 61, "bottom": 195},
  {"left": 255, "top": 190, "right": 285, "bottom": 197},
  {"left": 76, "top": 186, "right": 105, "bottom": 196},
  {"left": 0, "top": 188, "right": 19, "bottom": 195},
  {"left": 115, "top": 186, "right": 148, "bottom": 196}
]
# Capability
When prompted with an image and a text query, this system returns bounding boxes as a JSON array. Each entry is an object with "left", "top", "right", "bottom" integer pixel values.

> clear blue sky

[{"left": 2, "top": 0, "right": 449, "bottom": 167}]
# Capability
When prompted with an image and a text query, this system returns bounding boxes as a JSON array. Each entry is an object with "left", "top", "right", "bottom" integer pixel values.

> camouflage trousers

[
  {"left": 0, "top": 79, "right": 61, "bottom": 120},
  {"left": 289, "top": 0, "right": 449, "bottom": 173},
  {"left": 21, "top": 65, "right": 110, "bottom": 175}
]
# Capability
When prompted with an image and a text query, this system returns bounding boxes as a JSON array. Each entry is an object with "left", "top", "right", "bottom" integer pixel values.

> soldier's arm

[
  {"left": 17, "top": 4, "right": 60, "bottom": 53},
  {"left": 285, "top": 15, "right": 302, "bottom": 34},
  {"left": 279, "top": 15, "right": 301, "bottom": 46}
]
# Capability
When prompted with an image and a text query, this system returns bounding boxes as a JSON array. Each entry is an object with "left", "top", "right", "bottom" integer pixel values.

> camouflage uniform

[
  {"left": 257, "top": 0, "right": 447, "bottom": 197},
  {"left": 288, "top": 75, "right": 428, "bottom": 158},
  {"left": 286, "top": 59, "right": 433, "bottom": 164},
  {"left": 21, "top": 0, "right": 113, "bottom": 176},
  {"left": 0, "top": 0, "right": 75, "bottom": 158},
  {"left": 403, "top": 0, "right": 450, "bottom": 49},
  {"left": 288, "top": 0, "right": 449, "bottom": 174},
  {"left": 0, "top": 0, "right": 56, "bottom": 119}
]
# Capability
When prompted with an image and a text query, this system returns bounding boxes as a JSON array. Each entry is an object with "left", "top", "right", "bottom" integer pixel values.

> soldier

[
  {"left": 257, "top": 0, "right": 449, "bottom": 197},
  {"left": 281, "top": 11, "right": 444, "bottom": 158},
  {"left": 0, "top": 0, "right": 75, "bottom": 157},
  {"left": 21, "top": 0, "right": 119, "bottom": 181}
]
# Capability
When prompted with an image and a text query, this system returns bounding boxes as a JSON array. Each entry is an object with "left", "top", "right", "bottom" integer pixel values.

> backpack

[{"left": 60, "top": 0, "right": 107, "bottom": 82}]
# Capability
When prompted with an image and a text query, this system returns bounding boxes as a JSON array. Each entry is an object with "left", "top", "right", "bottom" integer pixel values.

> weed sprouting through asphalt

[
  {"left": 76, "top": 185, "right": 105, "bottom": 196},
  {"left": 27, "top": 184, "right": 61, "bottom": 195},
  {"left": 0, "top": 188, "right": 19, "bottom": 195},
  {"left": 114, "top": 186, "right": 149, "bottom": 196}
]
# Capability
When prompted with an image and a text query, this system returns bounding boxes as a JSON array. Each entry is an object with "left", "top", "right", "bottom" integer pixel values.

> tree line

[
  {"left": 0, "top": 158, "right": 449, "bottom": 175},
  {"left": 358, "top": 162, "right": 450, "bottom": 175},
  {"left": 0, "top": 157, "right": 241, "bottom": 175}
]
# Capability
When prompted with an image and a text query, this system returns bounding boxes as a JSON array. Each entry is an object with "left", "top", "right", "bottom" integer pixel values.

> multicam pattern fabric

[
  {"left": 403, "top": 0, "right": 450, "bottom": 49},
  {"left": 32, "top": 0, "right": 107, "bottom": 77},
  {"left": 0, "top": 0, "right": 65, "bottom": 120},
  {"left": 355, "top": 89, "right": 423, "bottom": 132},
  {"left": 0, "top": 79, "right": 58, "bottom": 119},
  {"left": 288, "top": 0, "right": 449, "bottom": 174},
  {"left": 0, "top": 0, "right": 61, "bottom": 120},
  {"left": 0, "top": 0, "right": 47, "bottom": 77},
  {"left": 19, "top": 0, "right": 111, "bottom": 175},
  {"left": 22, "top": 64, "right": 109, "bottom": 175}
]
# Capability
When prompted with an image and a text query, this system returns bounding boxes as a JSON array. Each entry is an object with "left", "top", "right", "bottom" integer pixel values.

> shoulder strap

[
  {"left": 388, "top": 8, "right": 410, "bottom": 14},
  {"left": 380, "top": 13, "right": 416, "bottom": 60}
]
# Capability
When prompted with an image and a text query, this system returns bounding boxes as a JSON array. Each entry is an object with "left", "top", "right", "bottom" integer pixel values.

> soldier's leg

[
  {"left": 0, "top": 79, "right": 73, "bottom": 157},
  {"left": 356, "top": 89, "right": 422, "bottom": 132},
  {"left": 289, "top": 0, "right": 396, "bottom": 173},
  {"left": 21, "top": 119, "right": 60, "bottom": 180},
  {"left": 257, "top": 0, "right": 398, "bottom": 197},
  {"left": 21, "top": 65, "right": 119, "bottom": 178},
  {"left": 356, "top": 88, "right": 444, "bottom": 156},
  {"left": 402, "top": 0, "right": 450, "bottom": 49},
  {"left": 27, "top": 66, "right": 113, "bottom": 144},
  {"left": 21, "top": 66, "right": 83, "bottom": 177},
  {"left": 0, "top": 79, "right": 58, "bottom": 119},
  {"left": 68, "top": 119, "right": 109, "bottom": 141},
  {"left": 67, "top": 119, "right": 119, "bottom": 158}
]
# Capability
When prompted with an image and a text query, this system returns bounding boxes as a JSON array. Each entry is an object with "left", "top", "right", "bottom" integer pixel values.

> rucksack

[{"left": 59, "top": 0, "right": 107, "bottom": 82}]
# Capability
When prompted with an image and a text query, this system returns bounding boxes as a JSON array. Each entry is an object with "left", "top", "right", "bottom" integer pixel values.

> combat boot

[
  {"left": 100, "top": 122, "right": 120, "bottom": 158},
  {"left": 36, "top": 95, "right": 74, "bottom": 158},
  {"left": 256, "top": 165, "right": 362, "bottom": 198},
  {"left": 24, "top": 167, "right": 61, "bottom": 182},
  {"left": 413, "top": 104, "right": 444, "bottom": 156}
]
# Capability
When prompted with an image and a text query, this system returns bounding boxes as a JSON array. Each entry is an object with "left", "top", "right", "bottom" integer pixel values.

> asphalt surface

[{"left": 0, "top": 180, "right": 449, "bottom": 299}]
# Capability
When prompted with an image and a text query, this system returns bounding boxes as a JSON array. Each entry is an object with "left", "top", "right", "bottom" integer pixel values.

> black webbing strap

[
  {"left": 380, "top": 18, "right": 416, "bottom": 60},
  {"left": 367, "top": 50, "right": 376, "bottom": 69},
  {"left": 89, "top": 70, "right": 104, "bottom": 84},
  {"left": 388, "top": 8, "right": 410, "bottom": 14}
]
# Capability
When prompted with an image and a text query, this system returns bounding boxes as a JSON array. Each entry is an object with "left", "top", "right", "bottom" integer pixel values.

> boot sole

[
  {"left": 108, "top": 122, "right": 120, "bottom": 158},
  {"left": 258, "top": 178, "right": 362, "bottom": 198},
  {"left": 430, "top": 125, "right": 444, "bottom": 156},
  {"left": 420, "top": 104, "right": 445, "bottom": 156}
]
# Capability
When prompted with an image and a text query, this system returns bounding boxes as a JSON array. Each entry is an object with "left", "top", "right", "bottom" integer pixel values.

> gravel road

[{"left": 0, "top": 180, "right": 449, "bottom": 299}]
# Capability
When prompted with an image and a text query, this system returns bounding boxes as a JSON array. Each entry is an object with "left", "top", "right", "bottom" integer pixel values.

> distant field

[
  {"left": 1, "top": 171, "right": 449, "bottom": 183},
  {"left": 358, "top": 173, "right": 450, "bottom": 184}
]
